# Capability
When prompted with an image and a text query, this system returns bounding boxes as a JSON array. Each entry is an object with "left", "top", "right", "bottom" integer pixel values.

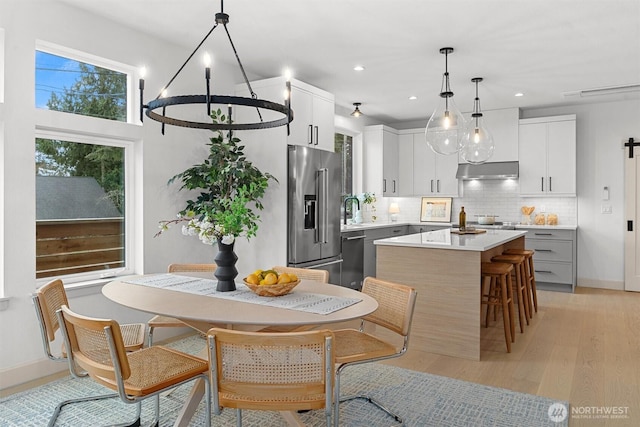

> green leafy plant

[
  {"left": 157, "top": 109, "right": 276, "bottom": 244},
  {"left": 360, "top": 192, "right": 377, "bottom": 221}
]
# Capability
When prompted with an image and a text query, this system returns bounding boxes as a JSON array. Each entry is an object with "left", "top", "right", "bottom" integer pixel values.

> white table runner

[{"left": 124, "top": 274, "right": 362, "bottom": 315}]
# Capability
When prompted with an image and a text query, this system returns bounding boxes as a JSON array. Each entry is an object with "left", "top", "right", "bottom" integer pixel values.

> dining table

[{"left": 102, "top": 271, "right": 378, "bottom": 427}]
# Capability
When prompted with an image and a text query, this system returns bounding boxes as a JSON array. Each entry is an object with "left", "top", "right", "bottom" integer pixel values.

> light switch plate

[{"left": 601, "top": 204, "right": 612, "bottom": 214}]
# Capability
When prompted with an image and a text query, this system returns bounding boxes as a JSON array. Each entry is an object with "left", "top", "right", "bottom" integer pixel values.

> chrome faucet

[{"left": 343, "top": 196, "right": 360, "bottom": 225}]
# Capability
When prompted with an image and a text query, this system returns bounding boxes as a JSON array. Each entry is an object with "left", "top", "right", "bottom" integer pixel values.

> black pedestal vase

[{"left": 214, "top": 241, "right": 238, "bottom": 292}]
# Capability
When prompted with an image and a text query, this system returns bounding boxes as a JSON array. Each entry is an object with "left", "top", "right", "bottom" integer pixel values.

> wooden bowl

[{"left": 243, "top": 279, "right": 301, "bottom": 297}]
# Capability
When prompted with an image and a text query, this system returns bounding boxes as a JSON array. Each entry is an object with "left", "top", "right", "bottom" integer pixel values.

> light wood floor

[
  {"left": 372, "top": 286, "right": 640, "bottom": 427},
  {"left": 5, "top": 288, "right": 639, "bottom": 426}
]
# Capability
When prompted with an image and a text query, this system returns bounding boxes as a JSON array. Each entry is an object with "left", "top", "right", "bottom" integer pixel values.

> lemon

[
  {"left": 263, "top": 272, "right": 278, "bottom": 285},
  {"left": 253, "top": 269, "right": 263, "bottom": 277},
  {"left": 245, "top": 274, "right": 259, "bottom": 285},
  {"left": 261, "top": 269, "right": 277, "bottom": 280},
  {"left": 277, "top": 273, "right": 291, "bottom": 284},
  {"left": 289, "top": 273, "right": 298, "bottom": 282}
]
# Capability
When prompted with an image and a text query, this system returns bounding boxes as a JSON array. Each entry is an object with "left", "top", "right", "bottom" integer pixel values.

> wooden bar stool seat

[
  {"left": 503, "top": 248, "right": 538, "bottom": 315},
  {"left": 481, "top": 262, "right": 515, "bottom": 352},
  {"left": 491, "top": 254, "right": 529, "bottom": 333}
]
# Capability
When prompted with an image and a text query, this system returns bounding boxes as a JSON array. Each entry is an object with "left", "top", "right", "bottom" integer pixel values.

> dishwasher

[{"left": 341, "top": 230, "right": 365, "bottom": 290}]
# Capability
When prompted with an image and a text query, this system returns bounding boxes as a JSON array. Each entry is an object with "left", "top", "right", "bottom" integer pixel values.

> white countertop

[
  {"left": 373, "top": 228, "right": 528, "bottom": 251},
  {"left": 515, "top": 224, "right": 577, "bottom": 230},
  {"left": 340, "top": 221, "right": 450, "bottom": 231},
  {"left": 341, "top": 221, "right": 576, "bottom": 232}
]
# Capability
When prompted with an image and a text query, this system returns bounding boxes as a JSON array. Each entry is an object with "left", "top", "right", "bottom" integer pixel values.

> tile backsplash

[{"left": 367, "top": 179, "right": 577, "bottom": 225}]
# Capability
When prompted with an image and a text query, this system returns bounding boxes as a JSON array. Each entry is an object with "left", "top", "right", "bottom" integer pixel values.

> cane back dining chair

[
  {"left": 261, "top": 266, "right": 330, "bottom": 333},
  {"left": 32, "top": 279, "right": 146, "bottom": 427},
  {"left": 207, "top": 327, "right": 335, "bottom": 427},
  {"left": 332, "top": 277, "right": 417, "bottom": 427},
  {"left": 147, "top": 263, "right": 217, "bottom": 345},
  {"left": 272, "top": 265, "right": 330, "bottom": 283},
  {"left": 57, "top": 305, "right": 212, "bottom": 427}
]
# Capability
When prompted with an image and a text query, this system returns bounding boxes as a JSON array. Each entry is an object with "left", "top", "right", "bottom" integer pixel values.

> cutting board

[{"left": 451, "top": 229, "right": 487, "bottom": 235}]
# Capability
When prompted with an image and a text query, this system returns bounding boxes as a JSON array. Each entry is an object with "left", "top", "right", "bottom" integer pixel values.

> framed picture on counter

[{"left": 420, "top": 197, "right": 452, "bottom": 222}]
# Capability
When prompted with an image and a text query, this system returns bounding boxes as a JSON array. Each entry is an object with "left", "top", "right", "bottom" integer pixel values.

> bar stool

[
  {"left": 504, "top": 248, "right": 538, "bottom": 315},
  {"left": 491, "top": 254, "right": 529, "bottom": 333},
  {"left": 481, "top": 262, "right": 514, "bottom": 352}
]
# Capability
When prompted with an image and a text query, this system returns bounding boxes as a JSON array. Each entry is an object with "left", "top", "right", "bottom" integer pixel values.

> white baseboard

[
  {"left": 577, "top": 278, "right": 624, "bottom": 291},
  {"left": 0, "top": 357, "right": 66, "bottom": 392}
]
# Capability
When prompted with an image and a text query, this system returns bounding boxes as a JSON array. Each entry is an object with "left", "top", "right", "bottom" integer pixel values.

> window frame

[
  {"left": 35, "top": 40, "right": 138, "bottom": 124},
  {"left": 33, "top": 41, "right": 141, "bottom": 287},
  {"left": 34, "top": 128, "right": 136, "bottom": 285}
]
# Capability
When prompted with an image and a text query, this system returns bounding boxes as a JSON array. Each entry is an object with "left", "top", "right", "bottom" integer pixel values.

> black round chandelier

[{"left": 139, "top": 0, "right": 293, "bottom": 134}]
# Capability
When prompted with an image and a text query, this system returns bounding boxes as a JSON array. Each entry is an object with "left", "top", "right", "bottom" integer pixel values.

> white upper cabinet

[
  {"left": 363, "top": 125, "right": 400, "bottom": 197},
  {"left": 235, "top": 77, "right": 335, "bottom": 151},
  {"left": 289, "top": 82, "right": 335, "bottom": 151},
  {"left": 398, "top": 133, "right": 414, "bottom": 196},
  {"left": 479, "top": 108, "right": 519, "bottom": 162},
  {"left": 519, "top": 115, "right": 576, "bottom": 196},
  {"left": 399, "top": 129, "right": 459, "bottom": 197}
]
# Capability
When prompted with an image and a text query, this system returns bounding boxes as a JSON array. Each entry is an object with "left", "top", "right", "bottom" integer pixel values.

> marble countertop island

[
  {"left": 374, "top": 228, "right": 528, "bottom": 251},
  {"left": 374, "top": 228, "right": 527, "bottom": 361}
]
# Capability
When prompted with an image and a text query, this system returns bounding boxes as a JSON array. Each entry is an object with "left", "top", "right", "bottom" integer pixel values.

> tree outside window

[{"left": 335, "top": 133, "right": 354, "bottom": 218}]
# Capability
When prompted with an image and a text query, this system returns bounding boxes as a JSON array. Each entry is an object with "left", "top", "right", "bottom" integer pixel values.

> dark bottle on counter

[{"left": 459, "top": 206, "right": 466, "bottom": 231}]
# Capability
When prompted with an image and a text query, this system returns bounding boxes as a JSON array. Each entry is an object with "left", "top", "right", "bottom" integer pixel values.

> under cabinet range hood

[{"left": 456, "top": 161, "right": 519, "bottom": 180}]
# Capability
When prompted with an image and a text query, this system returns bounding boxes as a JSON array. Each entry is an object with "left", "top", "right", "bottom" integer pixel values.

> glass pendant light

[
  {"left": 425, "top": 47, "right": 466, "bottom": 156},
  {"left": 460, "top": 77, "right": 494, "bottom": 164}
]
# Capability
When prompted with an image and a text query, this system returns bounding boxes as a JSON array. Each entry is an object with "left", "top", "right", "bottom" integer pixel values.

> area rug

[{"left": 0, "top": 335, "right": 569, "bottom": 426}]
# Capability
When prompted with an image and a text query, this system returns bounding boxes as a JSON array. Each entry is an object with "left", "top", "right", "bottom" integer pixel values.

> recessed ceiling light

[
  {"left": 353, "top": 65, "right": 365, "bottom": 71},
  {"left": 409, "top": 95, "right": 418, "bottom": 100},
  {"left": 514, "top": 92, "right": 524, "bottom": 97}
]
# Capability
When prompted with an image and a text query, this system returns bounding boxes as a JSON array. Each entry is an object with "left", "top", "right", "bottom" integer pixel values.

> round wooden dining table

[
  {"left": 102, "top": 272, "right": 378, "bottom": 332},
  {"left": 102, "top": 272, "right": 378, "bottom": 427}
]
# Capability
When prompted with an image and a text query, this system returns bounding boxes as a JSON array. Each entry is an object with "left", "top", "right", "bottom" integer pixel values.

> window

[
  {"left": 35, "top": 135, "right": 127, "bottom": 279},
  {"left": 335, "top": 132, "right": 354, "bottom": 217},
  {"left": 33, "top": 42, "right": 139, "bottom": 283},
  {"left": 35, "top": 48, "right": 129, "bottom": 121}
]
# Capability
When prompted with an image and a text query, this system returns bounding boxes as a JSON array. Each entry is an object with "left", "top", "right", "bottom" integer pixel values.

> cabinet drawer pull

[
  {"left": 314, "top": 125, "right": 319, "bottom": 145},
  {"left": 383, "top": 179, "right": 387, "bottom": 192},
  {"left": 430, "top": 179, "right": 434, "bottom": 193},
  {"left": 535, "top": 270, "right": 553, "bottom": 274},
  {"left": 541, "top": 177, "right": 544, "bottom": 191},
  {"left": 549, "top": 176, "right": 552, "bottom": 192},
  {"left": 345, "top": 235, "right": 366, "bottom": 241},
  {"left": 535, "top": 249, "right": 553, "bottom": 252},
  {"left": 307, "top": 124, "right": 313, "bottom": 144},
  {"left": 534, "top": 233, "right": 553, "bottom": 236},
  {"left": 437, "top": 179, "right": 440, "bottom": 193},
  {"left": 393, "top": 180, "right": 396, "bottom": 193}
]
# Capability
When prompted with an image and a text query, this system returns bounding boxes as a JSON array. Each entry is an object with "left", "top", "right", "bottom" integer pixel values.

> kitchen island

[{"left": 374, "top": 228, "right": 527, "bottom": 360}]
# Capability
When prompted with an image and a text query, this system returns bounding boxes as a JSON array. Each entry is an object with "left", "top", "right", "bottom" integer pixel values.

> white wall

[
  {"left": 522, "top": 100, "right": 640, "bottom": 288},
  {"left": 0, "top": 0, "right": 237, "bottom": 388}
]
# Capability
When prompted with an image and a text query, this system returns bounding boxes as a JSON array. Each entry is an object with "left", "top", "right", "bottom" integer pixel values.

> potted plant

[
  {"left": 157, "top": 109, "right": 276, "bottom": 291},
  {"left": 361, "top": 192, "right": 377, "bottom": 222}
]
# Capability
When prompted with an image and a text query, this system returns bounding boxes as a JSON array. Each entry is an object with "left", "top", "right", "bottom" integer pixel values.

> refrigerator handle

[
  {"left": 314, "top": 170, "right": 321, "bottom": 243},
  {"left": 319, "top": 167, "right": 329, "bottom": 243}
]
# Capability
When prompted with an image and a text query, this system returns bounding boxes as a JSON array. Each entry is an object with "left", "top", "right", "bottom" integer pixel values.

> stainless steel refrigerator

[{"left": 287, "top": 145, "right": 343, "bottom": 284}]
